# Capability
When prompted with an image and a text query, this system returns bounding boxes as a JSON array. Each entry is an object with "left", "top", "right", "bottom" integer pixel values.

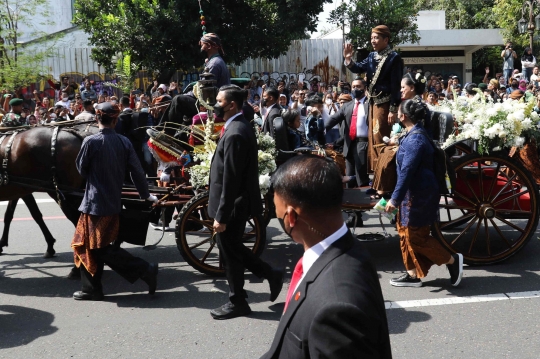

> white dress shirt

[
  {"left": 354, "top": 96, "right": 368, "bottom": 138},
  {"left": 293, "top": 223, "right": 348, "bottom": 292},
  {"left": 224, "top": 112, "right": 242, "bottom": 129}
]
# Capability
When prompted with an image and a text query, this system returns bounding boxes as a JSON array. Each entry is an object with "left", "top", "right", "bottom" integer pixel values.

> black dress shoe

[
  {"left": 268, "top": 268, "right": 284, "bottom": 302},
  {"left": 141, "top": 263, "right": 158, "bottom": 295},
  {"left": 73, "top": 291, "right": 104, "bottom": 301},
  {"left": 210, "top": 302, "right": 251, "bottom": 320}
]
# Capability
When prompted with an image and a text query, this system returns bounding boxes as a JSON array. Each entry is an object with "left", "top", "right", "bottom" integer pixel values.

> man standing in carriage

[
  {"left": 161, "top": 33, "right": 230, "bottom": 127},
  {"left": 208, "top": 85, "right": 284, "bottom": 320},
  {"left": 71, "top": 102, "right": 159, "bottom": 301},
  {"left": 342, "top": 25, "right": 403, "bottom": 189}
]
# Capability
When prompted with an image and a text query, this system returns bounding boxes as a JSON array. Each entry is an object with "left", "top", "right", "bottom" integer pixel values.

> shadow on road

[
  {"left": 0, "top": 305, "right": 57, "bottom": 349},
  {"left": 386, "top": 308, "right": 432, "bottom": 334}
]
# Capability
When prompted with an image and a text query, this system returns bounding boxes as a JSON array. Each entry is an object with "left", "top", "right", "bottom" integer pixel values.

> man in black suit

[
  {"left": 261, "top": 87, "right": 282, "bottom": 137},
  {"left": 325, "top": 78, "right": 370, "bottom": 188},
  {"left": 208, "top": 85, "right": 284, "bottom": 320},
  {"left": 261, "top": 155, "right": 392, "bottom": 359}
]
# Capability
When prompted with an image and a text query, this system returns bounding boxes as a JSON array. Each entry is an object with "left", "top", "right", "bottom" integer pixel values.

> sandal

[
  {"left": 370, "top": 193, "right": 392, "bottom": 200},
  {"left": 370, "top": 194, "right": 383, "bottom": 200}
]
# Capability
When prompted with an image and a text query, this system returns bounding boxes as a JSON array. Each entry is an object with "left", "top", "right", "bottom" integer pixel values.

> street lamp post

[{"left": 518, "top": 0, "right": 540, "bottom": 51}]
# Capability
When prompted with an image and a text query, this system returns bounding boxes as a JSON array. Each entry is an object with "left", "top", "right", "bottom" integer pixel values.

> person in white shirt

[
  {"left": 55, "top": 90, "right": 70, "bottom": 109},
  {"left": 322, "top": 92, "right": 339, "bottom": 143},
  {"left": 521, "top": 47, "right": 536, "bottom": 82},
  {"left": 530, "top": 66, "right": 540, "bottom": 87},
  {"left": 261, "top": 155, "right": 391, "bottom": 359}
]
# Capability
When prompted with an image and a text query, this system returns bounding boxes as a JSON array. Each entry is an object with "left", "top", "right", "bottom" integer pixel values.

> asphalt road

[{"left": 1, "top": 193, "right": 540, "bottom": 358}]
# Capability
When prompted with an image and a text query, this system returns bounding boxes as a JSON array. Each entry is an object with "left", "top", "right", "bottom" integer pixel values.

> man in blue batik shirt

[{"left": 343, "top": 25, "right": 403, "bottom": 186}]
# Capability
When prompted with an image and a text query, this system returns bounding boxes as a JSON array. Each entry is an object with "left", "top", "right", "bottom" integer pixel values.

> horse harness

[{"left": 0, "top": 120, "right": 98, "bottom": 202}]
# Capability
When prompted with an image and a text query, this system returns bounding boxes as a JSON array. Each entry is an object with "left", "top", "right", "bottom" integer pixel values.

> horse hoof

[{"left": 43, "top": 250, "right": 55, "bottom": 259}]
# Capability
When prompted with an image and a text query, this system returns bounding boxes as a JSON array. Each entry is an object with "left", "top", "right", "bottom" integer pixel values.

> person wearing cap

[
  {"left": 71, "top": 101, "right": 159, "bottom": 301},
  {"left": 1, "top": 98, "right": 26, "bottom": 127},
  {"left": 163, "top": 33, "right": 231, "bottom": 128},
  {"left": 342, "top": 24, "right": 403, "bottom": 186}
]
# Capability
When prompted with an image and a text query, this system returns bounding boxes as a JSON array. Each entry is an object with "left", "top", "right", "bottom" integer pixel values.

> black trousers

[
  {"left": 346, "top": 138, "right": 370, "bottom": 188},
  {"left": 80, "top": 244, "right": 150, "bottom": 294},
  {"left": 216, "top": 200, "right": 272, "bottom": 304}
]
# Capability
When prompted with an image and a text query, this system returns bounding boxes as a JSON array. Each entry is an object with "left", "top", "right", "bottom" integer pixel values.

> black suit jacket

[
  {"left": 262, "top": 104, "right": 282, "bottom": 138},
  {"left": 325, "top": 99, "right": 369, "bottom": 157},
  {"left": 261, "top": 231, "right": 392, "bottom": 359},
  {"left": 208, "top": 114, "right": 262, "bottom": 224}
]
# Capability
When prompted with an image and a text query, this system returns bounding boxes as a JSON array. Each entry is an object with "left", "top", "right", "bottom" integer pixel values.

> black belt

[{"left": 354, "top": 137, "right": 368, "bottom": 142}]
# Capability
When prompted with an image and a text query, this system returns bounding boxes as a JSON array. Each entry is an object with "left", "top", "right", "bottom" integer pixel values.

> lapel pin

[{"left": 295, "top": 291, "right": 301, "bottom": 301}]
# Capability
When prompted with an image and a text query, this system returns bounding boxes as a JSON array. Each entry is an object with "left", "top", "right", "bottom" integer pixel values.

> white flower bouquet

[
  {"left": 442, "top": 93, "right": 540, "bottom": 155},
  {"left": 188, "top": 119, "right": 277, "bottom": 195}
]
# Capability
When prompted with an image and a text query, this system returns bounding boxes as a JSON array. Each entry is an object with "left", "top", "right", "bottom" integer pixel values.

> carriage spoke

[
  {"left": 200, "top": 241, "right": 216, "bottom": 263},
  {"left": 486, "top": 162, "right": 501, "bottom": 201},
  {"left": 459, "top": 169, "right": 480, "bottom": 203},
  {"left": 489, "top": 218, "right": 513, "bottom": 248},
  {"left": 490, "top": 173, "right": 518, "bottom": 203},
  {"left": 495, "top": 215, "right": 526, "bottom": 233},
  {"left": 451, "top": 190, "right": 477, "bottom": 207},
  {"left": 439, "top": 204, "right": 475, "bottom": 211},
  {"left": 493, "top": 188, "right": 530, "bottom": 207},
  {"left": 498, "top": 209, "right": 533, "bottom": 216},
  {"left": 189, "top": 237, "right": 212, "bottom": 250},
  {"left": 188, "top": 215, "right": 213, "bottom": 230},
  {"left": 450, "top": 216, "right": 479, "bottom": 246},
  {"left": 477, "top": 161, "right": 485, "bottom": 201},
  {"left": 484, "top": 218, "right": 491, "bottom": 257},
  {"left": 467, "top": 217, "right": 483, "bottom": 255},
  {"left": 440, "top": 212, "right": 476, "bottom": 230}
]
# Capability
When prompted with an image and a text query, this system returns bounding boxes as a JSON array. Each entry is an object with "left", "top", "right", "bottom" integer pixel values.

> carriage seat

[{"left": 430, "top": 111, "right": 454, "bottom": 144}]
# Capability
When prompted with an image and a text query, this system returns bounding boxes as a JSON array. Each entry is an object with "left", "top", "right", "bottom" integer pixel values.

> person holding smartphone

[{"left": 501, "top": 42, "right": 517, "bottom": 83}]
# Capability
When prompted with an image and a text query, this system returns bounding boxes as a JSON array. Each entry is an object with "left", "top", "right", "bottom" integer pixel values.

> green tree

[
  {"left": 493, "top": 0, "right": 530, "bottom": 47},
  {"left": 73, "top": 0, "right": 331, "bottom": 83},
  {"left": 416, "top": 0, "right": 497, "bottom": 29},
  {"left": 0, "top": 0, "right": 55, "bottom": 91},
  {"left": 416, "top": 0, "right": 506, "bottom": 79},
  {"left": 328, "top": 0, "right": 420, "bottom": 50}
]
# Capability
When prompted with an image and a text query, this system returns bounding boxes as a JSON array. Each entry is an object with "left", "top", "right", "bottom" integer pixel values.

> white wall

[
  {"left": 416, "top": 11, "right": 446, "bottom": 30},
  {"left": 18, "top": 0, "right": 74, "bottom": 43}
]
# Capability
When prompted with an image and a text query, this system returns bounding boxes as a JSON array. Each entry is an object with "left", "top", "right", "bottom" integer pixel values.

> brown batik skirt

[
  {"left": 368, "top": 101, "right": 392, "bottom": 173},
  {"left": 71, "top": 213, "right": 119, "bottom": 276},
  {"left": 372, "top": 145, "right": 398, "bottom": 193},
  {"left": 397, "top": 221, "right": 451, "bottom": 278}
]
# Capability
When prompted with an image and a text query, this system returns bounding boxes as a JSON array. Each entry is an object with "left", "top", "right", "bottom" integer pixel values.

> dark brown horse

[
  {"left": 0, "top": 124, "right": 97, "bottom": 256},
  {"left": 0, "top": 194, "right": 58, "bottom": 258}
]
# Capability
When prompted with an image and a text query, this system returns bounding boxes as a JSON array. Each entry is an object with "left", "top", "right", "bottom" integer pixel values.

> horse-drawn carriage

[{"left": 0, "top": 80, "right": 538, "bottom": 277}]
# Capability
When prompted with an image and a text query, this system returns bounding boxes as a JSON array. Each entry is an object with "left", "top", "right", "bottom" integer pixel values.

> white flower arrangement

[
  {"left": 441, "top": 93, "right": 540, "bottom": 155},
  {"left": 188, "top": 118, "right": 277, "bottom": 195}
]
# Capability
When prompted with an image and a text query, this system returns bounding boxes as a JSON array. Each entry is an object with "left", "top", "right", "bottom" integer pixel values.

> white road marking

[
  {"left": 385, "top": 291, "right": 540, "bottom": 310},
  {"left": 0, "top": 198, "right": 56, "bottom": 206}
]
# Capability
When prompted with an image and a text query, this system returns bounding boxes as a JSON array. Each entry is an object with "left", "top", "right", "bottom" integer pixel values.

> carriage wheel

[
  {"left": 176, "top": 191, "right": 266, "bottom": 276},
  {"left": 433, "top": 152, "right": 539, "bottom": 265},
  {"left": 262, "top": 192, "right": 274, "bottom": 227}
]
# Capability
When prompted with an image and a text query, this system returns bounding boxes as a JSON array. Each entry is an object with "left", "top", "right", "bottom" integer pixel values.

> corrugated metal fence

[
  {"left": 22, "top": 39, "right": 351, "bottom": 100},
  {"left": 234, "top": 38, "right": 352, "bottom": 85}
]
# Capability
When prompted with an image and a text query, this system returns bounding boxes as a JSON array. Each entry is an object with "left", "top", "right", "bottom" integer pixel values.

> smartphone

[{"left": 132, "top": 90, "right": 142, "bottom": 95}]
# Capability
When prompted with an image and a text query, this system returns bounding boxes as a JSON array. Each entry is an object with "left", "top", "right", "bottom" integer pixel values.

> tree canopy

[
  {"left": 328, "top": 0, "right": 420, "bottom": 49},
  {"left": 0, "top": 0, "right": 54, "bottom": 90},
  {"left": 73, "top": 0, "right": 331, "bottom": 81}
]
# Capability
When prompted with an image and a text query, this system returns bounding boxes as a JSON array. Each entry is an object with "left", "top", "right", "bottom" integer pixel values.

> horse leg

[
  {"left": 0, "top": 199, "right": 18, "bottom": 255},
  {"left": 22, "top": 194, "right": 56, "bottom": 258},
  {"left": 50, "top": 193, "right": 82, "bottom": 279}
]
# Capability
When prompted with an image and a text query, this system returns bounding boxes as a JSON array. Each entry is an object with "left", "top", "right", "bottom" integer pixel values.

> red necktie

[
  {"left": 284, "top": 257, "right": 303, "bottom": 312},
  {"left": 349, "top": 100, "right": 359, "bottom": 141},
  {"left": 219, "top": 126, "right": 225, "bottom": 138}
]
